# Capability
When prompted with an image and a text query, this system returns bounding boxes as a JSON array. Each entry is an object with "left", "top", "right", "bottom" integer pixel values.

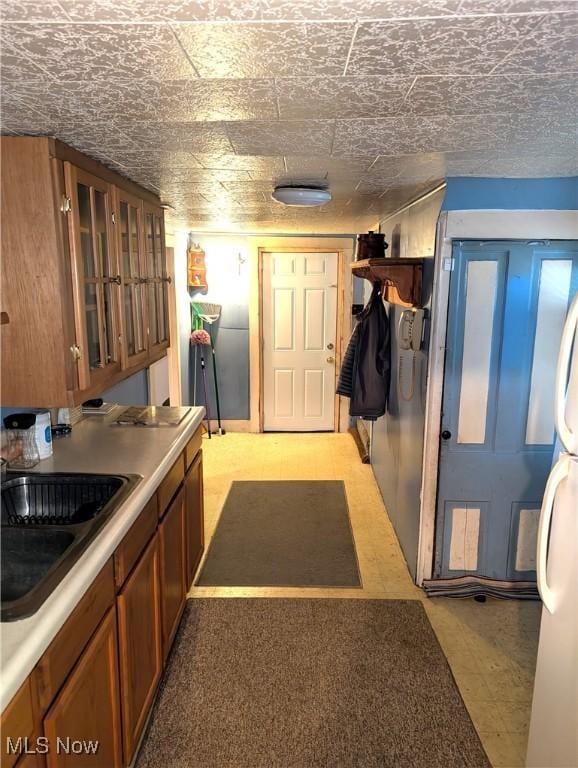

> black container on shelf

[{"left": 355, "top": 231, "right": 389, "bottom": 261}]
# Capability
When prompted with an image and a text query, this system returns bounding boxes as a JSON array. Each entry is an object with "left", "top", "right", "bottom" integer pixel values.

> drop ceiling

[{"left": 1, "top": 0, "right": 577, "bottom": 233}]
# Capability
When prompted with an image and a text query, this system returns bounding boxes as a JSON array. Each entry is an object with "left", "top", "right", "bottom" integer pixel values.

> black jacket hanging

[{"left": 336, "top": 283, "right": 390, "bottom": 420}]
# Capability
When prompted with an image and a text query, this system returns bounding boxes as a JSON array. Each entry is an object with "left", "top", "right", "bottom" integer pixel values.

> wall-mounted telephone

[
  {"left": 398, "top": 309, "right": 425, "bottom": 402},
  {"left": 398, "top": 308, "right": 424, "bottom": 352}
]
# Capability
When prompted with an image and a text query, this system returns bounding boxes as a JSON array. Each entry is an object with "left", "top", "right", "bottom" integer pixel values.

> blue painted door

[{"left": 435, "top": 241, "right": 578, "bottom": 581}]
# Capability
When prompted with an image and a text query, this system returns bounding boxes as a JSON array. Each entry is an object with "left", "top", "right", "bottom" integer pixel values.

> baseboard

[{"left": 204, "top": 419, "right": 254, "bottom": 433}]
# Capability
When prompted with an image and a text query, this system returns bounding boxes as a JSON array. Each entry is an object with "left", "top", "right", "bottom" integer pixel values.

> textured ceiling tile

[
  {"left": 260, "top": 0, "right": 462, "bottom": 21},
  {"left": 348, "top": 15, "right": 540, "bottom": 77},
  {"left": 210, "top": 0, "right": 261, "bottom": 20},
  {"left": 57, "top": 0, "right": 208, "bottom": 22},
  {"left": 106, "top": 79, "right": 277, "bottom": 122},
  {"left": 284, "top": 155, "right": 377, "bottom": 176},
  {"left": 2, "top": 24, "right": 195, "bottom": 81},
  {"left": 89, "top": 149, "right": 204, "bottom": 169},
  {"left": 114, "top": 121, "right": 234, "bottom": 153},
  {"left": 193, "top": 154, "right": 286, "bottom": 175},
  {"left": 227, "top": 120, "right": 334, "bottom": 156},
  {"left": 333, "top": 112, "right": 576, "bottom": 157},
  {"left": 220, "top": 179, "right": 273, "bottom": 192},
  {"left": 496, "top": 12, "right": 578, "bottom": 74},
  {"left": 0, "top": 91, "right": 45, "bottom": 132},
  {"left": 174, "top": 22, "right": 355, "bottom": 78},
  {"left": 0, "top": 42, "right": 51, "bottom": 82},
  {"left": 444, "top": 148, "right": 578, "bottom": 176},
  {"left": 2, "top": 78, "right": 277, "bottom": 123},
  {"left": 276, "top": 76, "right": 413, "bottom": 119},
  {"left": 58, "top": 0, "right": 261, "bottom": 21},
  {"left": 457, "top": 1, "right": 578, "bottom": 15},
  {"left": 1, "top": 0, "right": 70, "bottom": 21},
  {"left": 405, "top": 74, "right": 578, "bottom": 116}
]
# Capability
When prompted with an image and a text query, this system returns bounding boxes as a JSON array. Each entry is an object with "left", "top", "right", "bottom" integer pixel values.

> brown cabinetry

[
  {"left": 159, "top": 487, "right": 186, "bottom": 658},
  {"left": 116, "top": 534, "right": 162, "bottom": 765},
  {"left": 143, "top": 203, "right": 170, "bottom": 359},
  {"left": 43, "top": 608, "right": 123, "bottom": 768},
  {"left": 114, "top": 188, "right": 148, "bottom": 371},
  {"left": 65, "top": 164, "right": 121, "bottom": 393},
  {"left": 1, "top": 427, "right": 204, "bottom": 767},
  {"left": 185, "top": 450, "right": 204, "bottom": 589},
  {"left": 0, "top": 137, "right": 169, "bottom": 407}
]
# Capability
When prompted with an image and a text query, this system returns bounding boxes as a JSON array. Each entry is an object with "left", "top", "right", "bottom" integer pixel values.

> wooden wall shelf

[{"left": 351, "top": 257, "right": 424, "bottom": 308}]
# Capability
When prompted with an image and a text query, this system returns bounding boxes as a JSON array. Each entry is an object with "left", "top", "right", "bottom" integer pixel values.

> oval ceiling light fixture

[{"left": 272, "top": 185, "right": 332, "bottom": 207}]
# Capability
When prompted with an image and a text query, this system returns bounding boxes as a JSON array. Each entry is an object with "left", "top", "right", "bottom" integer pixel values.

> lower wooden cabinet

[
  {"left": 42, "top": 608, "right": 122, "bottom": 768},
  {"left": 15, "top": 744, "right": 46, "bottom": 768},
  {"left": 2, "top": 432, "right": 205, "bottom": 768},
  {"left": 159, "top": 486, "right": 186, "bottom": 659},
  {"left": 184, "top": 450, "right": 204, "bottom": 589},
  {"left": 116, "top": 534, "right": 162, "bottom": 765}
]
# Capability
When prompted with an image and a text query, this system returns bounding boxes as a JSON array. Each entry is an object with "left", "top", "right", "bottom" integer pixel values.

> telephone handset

[
  {"left": 398, "top": 309, "right": 425, "bottom": 401},
  {"left": 399, "top": 309, "right": 424, "bottom": 352}
]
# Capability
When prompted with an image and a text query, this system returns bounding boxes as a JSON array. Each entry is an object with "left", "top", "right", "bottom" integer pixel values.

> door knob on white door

[{"left": 327, "top": 356, "right": 335, "bottom": 363}]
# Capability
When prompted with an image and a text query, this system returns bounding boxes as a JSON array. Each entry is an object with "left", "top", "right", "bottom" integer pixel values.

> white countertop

[{"left": 0, "top": 405, "right": 205, "bottom": 711}]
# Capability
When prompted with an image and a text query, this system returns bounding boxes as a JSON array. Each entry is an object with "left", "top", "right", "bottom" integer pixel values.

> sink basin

[
  {"left": 2, "top": 528, "right": 75, "bottom": 602},
  {"left": 2, "top": 474, "right": 125, "bottom": 525},
  {"left": 1, "top": 471, "right": 140, "bottom": 621}
]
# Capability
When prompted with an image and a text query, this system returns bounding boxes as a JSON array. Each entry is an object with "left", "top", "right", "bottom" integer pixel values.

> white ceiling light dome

[{"left": 272, "top": 185, "right": 332, "bottom": 207}]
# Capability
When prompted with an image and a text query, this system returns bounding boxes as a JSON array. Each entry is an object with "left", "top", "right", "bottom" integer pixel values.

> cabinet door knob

[{"left": 441, "top": 430, "right": 452, "bottom": 440}]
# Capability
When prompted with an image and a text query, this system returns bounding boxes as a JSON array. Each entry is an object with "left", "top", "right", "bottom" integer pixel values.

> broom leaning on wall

[{"left": 191, "top": 302, "right": 225, "bottom": 437}]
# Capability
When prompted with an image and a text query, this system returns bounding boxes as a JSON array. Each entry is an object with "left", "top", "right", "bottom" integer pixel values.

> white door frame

[
  {"left": 250, "top": 243, "right": 352, "bottom": 433},
  {"left": 416, "top": 209, "right": 578, "bottom": 585}
]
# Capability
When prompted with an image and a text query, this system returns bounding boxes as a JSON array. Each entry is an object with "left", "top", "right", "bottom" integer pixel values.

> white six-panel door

[{"left": 262, "top": 252, "right": 338, "bottom": 431}]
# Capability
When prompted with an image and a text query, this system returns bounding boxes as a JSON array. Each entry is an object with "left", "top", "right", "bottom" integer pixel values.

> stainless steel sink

[
  {"left": 2, "top": 474, "right": 126, "bottom": 525},
  {"left": 1, "top": 472, "right": 140, "bottom": 621}
]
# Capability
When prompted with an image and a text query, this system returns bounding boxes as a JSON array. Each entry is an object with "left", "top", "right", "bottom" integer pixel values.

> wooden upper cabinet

[
  {"left": 0, "top": 138, "right": 77, "bottom": 406},
  {"left": 143, "top": 203, "right": 170, "bottom": 360},
  {"left": 64, "top": 163, "right": 121, "bottom": 393},
  {"left": 114, "top": 188, "right": 148, "bottom": 371},
  {"left": 0, "top": 137, "right": 169, "bottom": 407},
  {"left": 43, "top": 608, "right": 123, "bottom": 768}
]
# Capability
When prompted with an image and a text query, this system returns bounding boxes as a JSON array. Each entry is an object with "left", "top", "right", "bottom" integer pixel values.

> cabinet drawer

[
  {"left": 184, "top": 427, "right": 202, "bottom": 470},
  {"left": 33, "top": 560, "right": 115, "bottom": 713},
  {"left": 1, "top": 678, "right": 36, "bottom": 768},
  {"left": 114, "top": 494, "right": 158, "bottom": 589},
  {"left": 158, "top": 454, "right": 184, "bottom": 518}
]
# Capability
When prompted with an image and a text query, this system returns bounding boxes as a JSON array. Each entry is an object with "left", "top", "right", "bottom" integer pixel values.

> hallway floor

[{"left": 189, "top": 433, "right": 541, "bottom": 768}]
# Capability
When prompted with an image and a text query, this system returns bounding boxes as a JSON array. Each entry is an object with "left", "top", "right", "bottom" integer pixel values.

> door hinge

[
  {"left": 443, "top": 257, "right": 454, "bottom": 272},
  {"left": 111, "top": 212, "right": 116, "bottom": 224},
  {"left": 60, "top": 195, "right": 72, "bottom": 214},
  {"left": 70, "top": 344, "right": 81, "bottom": 361}
]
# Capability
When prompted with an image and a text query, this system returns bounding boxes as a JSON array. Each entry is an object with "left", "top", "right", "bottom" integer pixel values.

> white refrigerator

[{"left": 526, "top": 293, "right": 578, "bottom": 768}]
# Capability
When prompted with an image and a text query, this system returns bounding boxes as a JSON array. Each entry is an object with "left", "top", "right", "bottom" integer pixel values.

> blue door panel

[{"left": 435, "top": 240, "right": 578, "bottom": 583}]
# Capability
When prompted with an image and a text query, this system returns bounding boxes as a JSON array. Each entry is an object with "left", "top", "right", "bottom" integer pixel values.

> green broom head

[{"left": 194, "top": 302, "right": 222, "bottom": 324}]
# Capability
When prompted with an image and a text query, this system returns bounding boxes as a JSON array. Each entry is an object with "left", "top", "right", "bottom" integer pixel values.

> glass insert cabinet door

[
  {"left": 115, "top": 189, "right": 148, "bottom": 369},
  {"left": 143, "top": 203, "right": 170, "bottom": 355},
  {"left": 65, "top": 164, "right": 121, "bottom": 391}
]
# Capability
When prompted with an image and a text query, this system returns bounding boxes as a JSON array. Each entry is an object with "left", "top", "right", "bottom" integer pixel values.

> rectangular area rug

[
  {"left": 137, "top": 599, "right": 490, "bottom": 768},
  {"left": 195, "top": 480, "right": 361, "bottom": 587}
]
